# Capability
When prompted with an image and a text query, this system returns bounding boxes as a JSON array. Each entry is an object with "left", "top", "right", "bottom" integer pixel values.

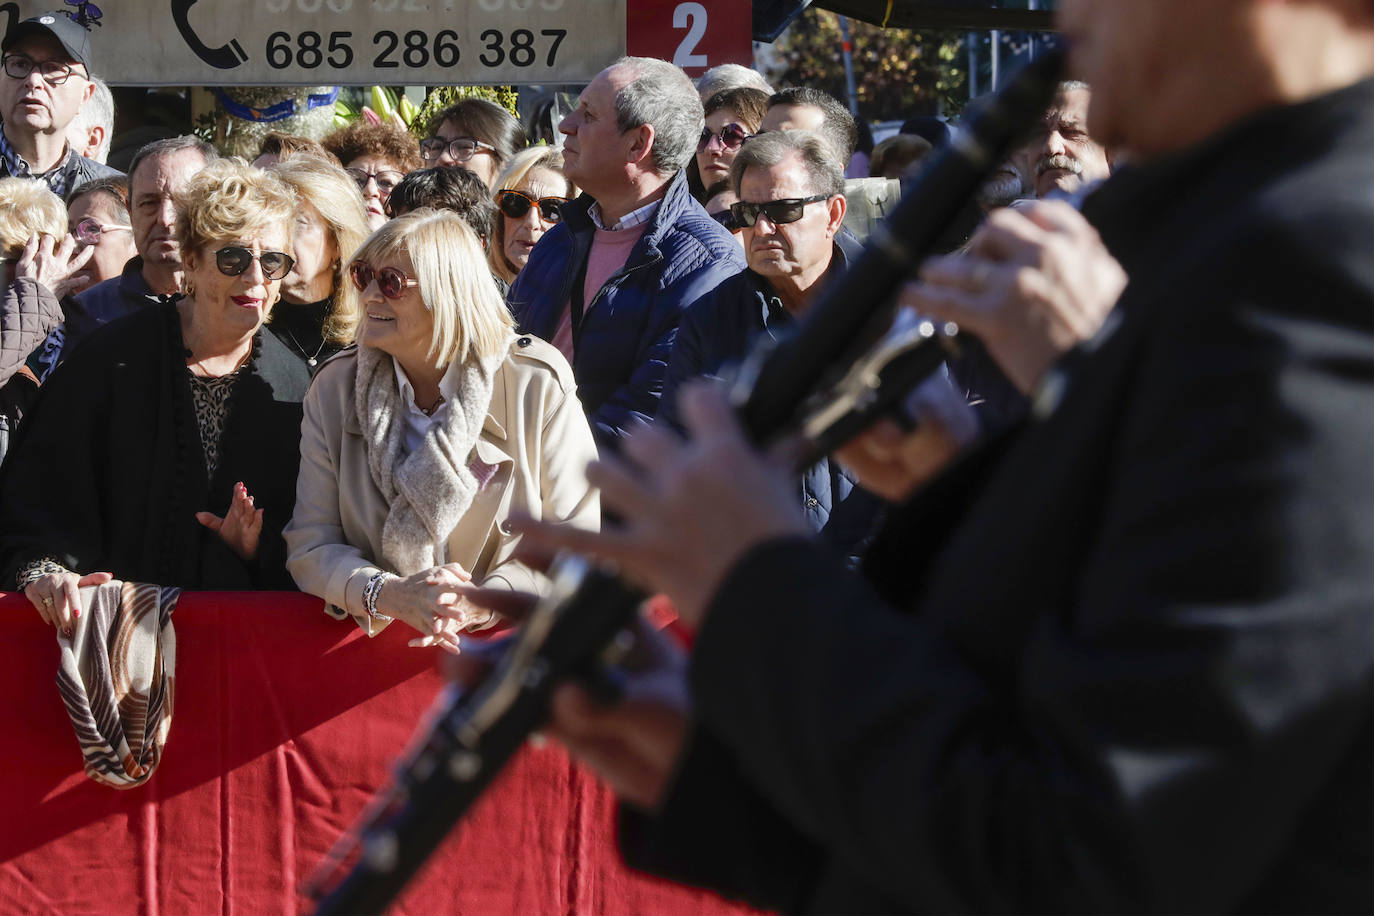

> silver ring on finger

[{"left": 42, "top": 595, "right": 53, "bottom": 607}]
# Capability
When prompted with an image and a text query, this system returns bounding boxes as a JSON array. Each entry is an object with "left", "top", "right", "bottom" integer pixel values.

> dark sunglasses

[
  {"left": 71, "top": 217, "right": 130, "bottom": 246},
  {"left": 349, "top": 261, "right": 420, "bottom": 299},
  {"left": 345, "top": 167, "right": 405, "bottom": 193},
  {"left": 729, "top": 194, "right": 832, "bottom": 229},
  {"left": 214, "top": 246, "right": 295, "bottom": 280},
  {"left": 497, "top": 189, "right": 567, "bottom": 223},
  {"left": 419, "top": 136, "right": 496, "bottom": 162},
  {"left": 698, "top": 123, "right": 752, "bottom": 152}
]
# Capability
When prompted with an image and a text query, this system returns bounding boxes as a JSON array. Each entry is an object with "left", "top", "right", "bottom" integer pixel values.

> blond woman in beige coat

[{"left": 285, "top": 210, "right": 598, "bottom": 650}]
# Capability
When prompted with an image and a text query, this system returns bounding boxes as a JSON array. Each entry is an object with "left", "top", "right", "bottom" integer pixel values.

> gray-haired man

[{"left": 507, "top": 56, "right": 744, "bottom": 445}]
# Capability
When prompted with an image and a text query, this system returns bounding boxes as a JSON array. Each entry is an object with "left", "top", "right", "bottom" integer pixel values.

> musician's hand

[
  {"left": 509, "top": 381, "right": 807, "bottom": 630},
  {"left": 901, "top": 200, "right": 1126, "bottom": 394},
  {"left": 547, "top": 621, "right": 691, "bottom": 810},
  {"left": 835, "top": 370, "right": 980, "bottom": 501}
]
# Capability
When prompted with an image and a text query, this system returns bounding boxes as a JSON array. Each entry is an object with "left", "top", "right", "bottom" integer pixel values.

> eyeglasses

[
  {"left": 71, "top": 218, "right": 131, "bottom": 246},
  {"left": 708, "top": 209, "right": 740, "bottom": 232},
  {"left": 2, "top": 53, "right": 85, "bottom": 86},
  {"left": 698, "top": 123, "right": 752, "bottom": 153},
  {"left": 349, "top": 261, "right": 419, "bottom": 299},
  {"left": 419, "top": 136, "right": 496, "bottom": 163},
  {"left": 345, "top": 167, "right": 405, "bottom": 194},
  {"left": 729, "top": 194, "right": 833, "bottom": 229},
  {"left": 214, "top": 246, "right": 295, "bottom": 281},
  {"left": 497, "top": 189, "right": 567, "bottom": 223}
]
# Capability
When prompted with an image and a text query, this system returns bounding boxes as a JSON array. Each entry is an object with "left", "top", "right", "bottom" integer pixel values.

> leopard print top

[{"left": 188, "top": 369, "right": 242, "bottom": 479}]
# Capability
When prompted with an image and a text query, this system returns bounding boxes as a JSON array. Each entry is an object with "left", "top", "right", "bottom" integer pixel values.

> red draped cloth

[{"left": 0, "top": 592, "right": 755, "bottom": 915}]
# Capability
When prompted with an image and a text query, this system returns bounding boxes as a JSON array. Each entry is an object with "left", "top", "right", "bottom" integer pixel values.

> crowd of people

[{"left": 0, "top": 1, "right": 1370, "bottom": 912}]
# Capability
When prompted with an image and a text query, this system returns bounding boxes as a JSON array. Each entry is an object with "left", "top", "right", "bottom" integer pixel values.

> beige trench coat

[{"left": 284, "top": 336, "right": 599, "bottom": 634}]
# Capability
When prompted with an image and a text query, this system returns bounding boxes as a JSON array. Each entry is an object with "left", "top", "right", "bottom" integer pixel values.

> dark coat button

[{"left": 517, "top": 336, "right": 532, "bottom": 347}]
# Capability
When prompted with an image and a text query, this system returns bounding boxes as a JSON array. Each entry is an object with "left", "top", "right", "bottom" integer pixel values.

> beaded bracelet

[{"left": 362, "top": 571, "right": 394, "bottom": 623}]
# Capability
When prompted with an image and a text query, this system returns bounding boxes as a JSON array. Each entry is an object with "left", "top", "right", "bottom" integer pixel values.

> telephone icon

[{"left": 171, "top": 0, "right": 247, "bottom": 70}]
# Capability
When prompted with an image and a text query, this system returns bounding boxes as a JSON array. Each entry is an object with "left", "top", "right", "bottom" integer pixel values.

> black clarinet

[{"left": 309, "top": 48, "right": 1065, "bottom": 916}]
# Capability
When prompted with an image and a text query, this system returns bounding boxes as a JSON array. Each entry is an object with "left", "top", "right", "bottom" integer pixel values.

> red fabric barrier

[{"left": 0, "top": 592, "right": 753, "bottom": 915}]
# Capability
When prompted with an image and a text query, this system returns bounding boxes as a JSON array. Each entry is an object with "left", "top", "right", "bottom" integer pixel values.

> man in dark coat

[
  {"left": 663, "top": 129, "right": 891, "bottom": 561},
  {"left": 58, "top": 136, "right": 216, "bottom": 359},
  {"left": 507, "top": 56, "right": 743, "bottom": 446},
  {"left": 504, "top": 0, "right": 1374, "bottom": 911}
]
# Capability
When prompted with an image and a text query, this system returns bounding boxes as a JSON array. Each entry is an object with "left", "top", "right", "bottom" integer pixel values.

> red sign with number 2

[{"left": 626, "top": 0, "right": 753, "bottom": 76}]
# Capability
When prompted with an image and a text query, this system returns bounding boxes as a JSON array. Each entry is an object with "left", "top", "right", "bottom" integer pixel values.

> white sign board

[{"left": 0, "top": 1, "right": 628, "bottom": 85}]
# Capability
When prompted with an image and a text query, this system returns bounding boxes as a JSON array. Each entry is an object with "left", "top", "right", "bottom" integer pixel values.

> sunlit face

[
  {"left": 130, "top": 148, "right": 207, "bottom": 266},
  {"left": 347, "top": 154, "right": 405, "bottom": 230},
  {"left": 433, "top": 118, "right": 500, "bottom": 187},
  {"left": 183, "top": 227, "right": 292, "bottom": 341},
  {"left": 281, "top": 201, "right": 338, "bottom": 304},
  {"left": 502, "top": 167, "right": 566, "bottom": 275},
  {"left": 558, "top": 65, "right": 638, "bottom": 197},
  {"left": 357, "top": 248, "right": 433, "bottom": 368},
  {"left": 0, "top": 34, "right": 92, "bottom": 138},
  {"left": 67, "top": 190, "right": 134, "bottom": 287},
  {"left": 738, "top": 152, "right": 839, "bottom": 287}
]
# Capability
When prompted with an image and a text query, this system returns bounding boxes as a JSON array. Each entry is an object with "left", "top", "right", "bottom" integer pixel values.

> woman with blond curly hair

[
  {"left": 0, "top": 160, "right": 311, "bottom": 634},
  {"left": 286, "top": 209, "right": 598, "bottom": 650}
]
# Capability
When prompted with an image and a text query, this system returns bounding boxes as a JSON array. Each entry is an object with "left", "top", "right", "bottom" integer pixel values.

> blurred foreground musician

[{"left": 499, "top": 1, "right": 1374, "bottom": 911}]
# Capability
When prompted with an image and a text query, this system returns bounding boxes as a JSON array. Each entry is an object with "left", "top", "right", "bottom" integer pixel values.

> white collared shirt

[{"left": 392, "top": 356, "right": 461, "bottom": 456}]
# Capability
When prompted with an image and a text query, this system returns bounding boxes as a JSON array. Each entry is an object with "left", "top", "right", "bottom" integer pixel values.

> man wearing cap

[{"left": 0, "top": 12, "right": 121, "bottom": 195}]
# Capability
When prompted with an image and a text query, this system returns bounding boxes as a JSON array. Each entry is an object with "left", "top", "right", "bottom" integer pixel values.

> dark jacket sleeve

[{"left": 681, "top": 279, "right": 1374, "bottom": 912}]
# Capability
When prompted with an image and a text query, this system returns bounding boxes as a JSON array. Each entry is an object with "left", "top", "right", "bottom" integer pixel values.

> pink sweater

[{"left": 550, "top": 222, "right": 650, "bottom": 363}]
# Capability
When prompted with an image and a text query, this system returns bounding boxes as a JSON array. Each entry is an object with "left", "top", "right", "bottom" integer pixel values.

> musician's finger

[
  {"left": 919, "top": 254, "right": 1006, "bottom": 294},
  {"left": 677, "top": 381, "right": 747, "bottom": 450},
  {"left": 586, "top": 457, "right": 659, "bottom": 521},
  {"left": 965, "top": 206, "right": 1049, "bottom": 265},
  {"left": 450, "top": 585, "right": 539, "bottom": 623},
  {"left": 1017, "top": 198, "right": 1086, "bottom": 235},
  {"left": 507, "top": 515, "right": 643, "bottom": 569},
  {"left": 899, "top": 280, "right": 993, "bottom": 338},
  {"left": 620, "top": 420, "right": 684, "bottom": 477}
]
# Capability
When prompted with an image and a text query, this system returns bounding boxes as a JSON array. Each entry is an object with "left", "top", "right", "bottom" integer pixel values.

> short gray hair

[
  {"left": 696, "top": 63, "right": 773, "bottom": 100},
  {"left": 729, "top": 129, "right": 845, "bottom": 199},
  {"left": 128, "top": 135, "right": 219, "bottom": 188},
  {"left": 1058, "top": 80, "right": 1091, "bottom": 94},
  {"left": 610, "top": 56, "right": 703, "bottom": 177},
  {"left": 67, "top": 77, "right": 113, "bottom": 163}
]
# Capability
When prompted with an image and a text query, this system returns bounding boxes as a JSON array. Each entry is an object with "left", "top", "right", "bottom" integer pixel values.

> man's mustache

[{"left": 1036, "top": 154, "right": 1083, "bottom": 176}]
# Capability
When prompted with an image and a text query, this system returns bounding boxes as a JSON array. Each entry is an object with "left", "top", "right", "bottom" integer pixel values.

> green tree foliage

[{"left": 772, "top": 10, "right": 965, "bottom": 121}]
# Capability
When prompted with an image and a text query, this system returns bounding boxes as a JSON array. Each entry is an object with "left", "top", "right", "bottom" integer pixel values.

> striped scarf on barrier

[{"left": 55, "top": 581, "right": 180, "bottom": 788}]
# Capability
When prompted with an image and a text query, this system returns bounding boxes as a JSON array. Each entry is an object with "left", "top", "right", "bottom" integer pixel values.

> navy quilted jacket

[{"left": 507, "top": 171, "right": 745, "bottom": 444}]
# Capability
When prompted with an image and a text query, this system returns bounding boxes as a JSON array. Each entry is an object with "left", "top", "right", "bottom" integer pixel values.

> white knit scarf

[{"left": 355, "top": 342, "right": 508, "bottom": 576}]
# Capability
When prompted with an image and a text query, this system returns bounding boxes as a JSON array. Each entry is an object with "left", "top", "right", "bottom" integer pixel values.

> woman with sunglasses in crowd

[
  {"left": 489, "top": 147, "right": 575, "bottom": 286},
  {"left": 691, "top": 87, "right": 768, "bottom": 203},
  {"left": 0, "top": 160, "right": 311, "bottom": 633},
  {"left": 419, "top": 98, "right": 525, "bottom": 190},
  {"left": 268, "top": 157, "right": 370, "bottom": 373},
  {"left": 285, "top": 209, "right": 598, "bottom": 649},
  {"left": 321, "top": 122, "right": 422, "bottom": 231}
]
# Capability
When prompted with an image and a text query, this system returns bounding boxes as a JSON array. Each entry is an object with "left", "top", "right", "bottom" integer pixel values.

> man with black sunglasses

[
  {"left": 506, "top": 56, "right": 744, "bottom": 445},
  {"left": 0, "top": 12, "right": 121, "bottom": 196},
  {"left": 661, "top": 130, "right": 884, "bottom": 559}
]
